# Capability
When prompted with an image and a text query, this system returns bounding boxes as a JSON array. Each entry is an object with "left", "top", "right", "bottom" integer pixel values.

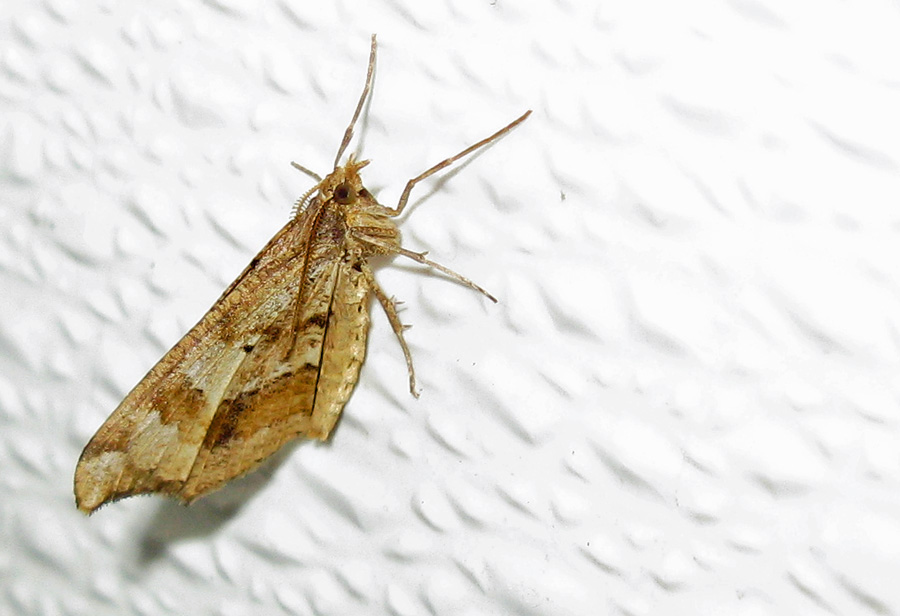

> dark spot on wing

[
  {"left": 216, "top": 312, "right": 234, "bottom": 331},
  {"left": 83, "top": 425, "right": 131, "bottom": 455},
  {"left": 243, "top": 344, "right": 254, "bottom": 353},
  {"left": 157, "top": 382, "right": 207, "bottom": 425},
  {"left": 305, "top": 312, "right": 328, "bottom": 328},
  {"left": 208, "top": 398, "right": 246, "bottom": 447},
  {"left": 205, "top": 361, "right": 323, "bottom": 449},
  {"left": 260, "top": 323, "right": 285, "bottom": 342}
]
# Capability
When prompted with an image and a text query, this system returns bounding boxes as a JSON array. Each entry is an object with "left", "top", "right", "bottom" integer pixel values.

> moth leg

[
  {"left": 353, "top": 232, "right": 497, "bottom": 303},
  {"left": 385, "top": 110, "right": 532, "bottom": 218},
  {"left": 361, "top": 263, "right": 420, "bottom": 398},
  {"left": 394, "top": 247, "right": 497, "bottom": 303}
]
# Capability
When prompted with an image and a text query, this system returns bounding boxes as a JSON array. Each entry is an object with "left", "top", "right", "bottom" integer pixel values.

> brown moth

[{"left": 74, "top": 35, "right": 530, "bottom": 514}]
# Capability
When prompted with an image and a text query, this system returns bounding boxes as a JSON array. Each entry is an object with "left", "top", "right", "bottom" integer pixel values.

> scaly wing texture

[
  {"left": 181, "top": 260, "right": 372, "bottom": 498},
  {"left": 74, "top": 207, "right": 367, "bottom": 512}
]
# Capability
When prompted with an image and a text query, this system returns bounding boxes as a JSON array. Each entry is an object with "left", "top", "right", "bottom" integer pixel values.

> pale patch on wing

[
  {"left": 74, "top": 334, "right": 271, "bottom": 511},
  {"left": 139, "top": 343, "right": 251, "bottom": 486},
  {"left": 121, "top": 410, "right": 182, "bottom": 472},
  {"left": 75, "top": 451, "right": 126, "bottom": 511}
]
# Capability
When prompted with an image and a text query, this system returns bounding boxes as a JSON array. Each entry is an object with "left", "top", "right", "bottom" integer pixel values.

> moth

[{"left": 74, "top": 35, "right": 530, "bottom": 513}]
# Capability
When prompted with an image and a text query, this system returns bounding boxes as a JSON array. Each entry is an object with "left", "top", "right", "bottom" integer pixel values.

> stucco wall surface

[{"left": 2, "top": 1, "right": 899, "bottom": 615}]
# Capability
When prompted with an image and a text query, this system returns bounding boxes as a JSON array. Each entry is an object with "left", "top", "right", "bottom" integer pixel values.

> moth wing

[
  {"left": 181, "top": 259, "right": 373, "bottom": 497},
  {"left": 74, "top": 219, "right": 351, "bottom": 512}
]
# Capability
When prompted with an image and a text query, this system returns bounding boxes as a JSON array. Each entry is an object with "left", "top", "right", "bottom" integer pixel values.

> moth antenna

[
  {"left": 333, "top": 34, "right": 377, "bottom": 169},
  {"left": 292, "top": 183, "right": 320, "bottom": 217},
  {"left": 290, "top": 162, "right": 323, "bottom": 216}
]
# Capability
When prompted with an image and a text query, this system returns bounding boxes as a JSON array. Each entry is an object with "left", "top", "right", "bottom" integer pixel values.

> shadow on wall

[{"left": 133, "top": 440, "right": 302, "bottom": 566}]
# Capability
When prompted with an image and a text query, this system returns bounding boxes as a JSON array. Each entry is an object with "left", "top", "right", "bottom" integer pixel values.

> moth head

[{"left": 322, "top": 158, "right": 371, "bottom": 206}]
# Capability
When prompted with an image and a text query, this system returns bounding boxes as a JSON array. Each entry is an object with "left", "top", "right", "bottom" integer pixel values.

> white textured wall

[{"left": 2, "top": 1, "right": 900, "bottom": 615}]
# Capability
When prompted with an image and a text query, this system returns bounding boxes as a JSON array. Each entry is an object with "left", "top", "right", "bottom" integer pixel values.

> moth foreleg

[
  {"left": 387, "top": 110, "right": 532, "bottom": 218},
  {"left": 361, "top": 262, "right": 420, "bottom": 398}
]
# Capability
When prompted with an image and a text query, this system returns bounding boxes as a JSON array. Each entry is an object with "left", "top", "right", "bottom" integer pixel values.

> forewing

[
  {"left": 74, "top": 215, "right": 338, "bottom": 513},
  {"left": 179, "top": 258, "right": 374, "bottom": 497}
]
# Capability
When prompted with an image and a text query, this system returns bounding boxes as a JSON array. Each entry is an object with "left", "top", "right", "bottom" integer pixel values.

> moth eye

[{"left": 333, "top": 182, "right": 355, "bottom": 204}]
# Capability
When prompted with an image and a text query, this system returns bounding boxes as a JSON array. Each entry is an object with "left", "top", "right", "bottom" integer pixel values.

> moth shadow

[{"left": 134, "top": 440, "right": 302, "bottom": 566}]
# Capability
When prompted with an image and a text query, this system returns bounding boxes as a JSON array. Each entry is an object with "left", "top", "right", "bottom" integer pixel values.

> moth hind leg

[{"left": 361, "top": 263, "right": 419, "bottom": 398}]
